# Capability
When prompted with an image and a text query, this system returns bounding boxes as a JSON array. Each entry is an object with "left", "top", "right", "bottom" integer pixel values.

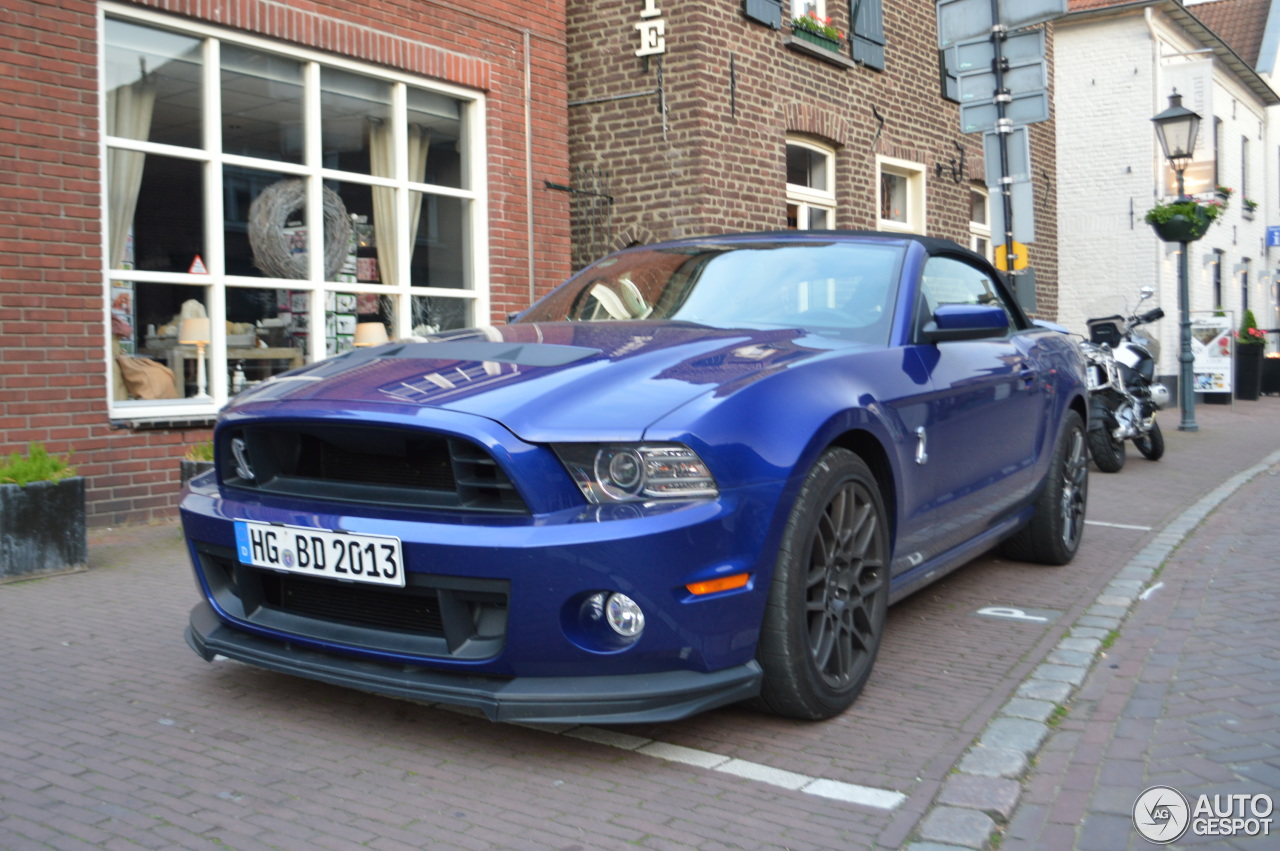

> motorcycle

[{"left": 1080, "top": 287, "right": 1170, "bottom": 472}]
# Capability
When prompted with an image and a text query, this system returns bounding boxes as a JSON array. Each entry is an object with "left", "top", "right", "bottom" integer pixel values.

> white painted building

[{"left": 1055, "top": 0, "right": 1280, "bottom": 393}]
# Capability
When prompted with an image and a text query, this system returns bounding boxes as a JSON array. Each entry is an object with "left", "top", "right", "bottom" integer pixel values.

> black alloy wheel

[
  {"left": 754, "top": 448, "right": 889, "bottom": 720},
  {"left": 1002, "top": 410, "right": 1089, "bottom": 566}
]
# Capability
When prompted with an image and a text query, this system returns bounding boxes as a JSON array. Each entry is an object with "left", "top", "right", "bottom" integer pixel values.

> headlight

[{"left": 554, "top": 442, "right": 718, "bottom": 504}]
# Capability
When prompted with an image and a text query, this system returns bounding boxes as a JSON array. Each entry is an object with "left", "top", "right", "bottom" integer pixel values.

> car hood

[{"left": 230, "top": 322, "right": 852, "bottom": 441}]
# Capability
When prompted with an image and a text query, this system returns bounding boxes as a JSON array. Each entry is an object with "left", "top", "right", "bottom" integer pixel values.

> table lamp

[
  {"left": 353, "top": 322, "right": 389, "bottom": 347},
  {"left": 179, "top": 317, "right": 212, "bottom": 399}
]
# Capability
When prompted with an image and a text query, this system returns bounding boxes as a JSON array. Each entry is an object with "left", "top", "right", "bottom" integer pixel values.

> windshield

[{"left": 517, "top": 242, "right": 904, "bottom": 344}]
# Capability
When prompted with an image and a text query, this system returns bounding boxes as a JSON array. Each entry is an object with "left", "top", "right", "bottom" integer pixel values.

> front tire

[
  {"left": 754, "top": 448, "right": 890, "bottom": 720},
  {"left": 1134, "top": 419, "right": 1164, "bottom": 461},
  {"left": 1088, "top": 427, "right": 1126, "bottom": 473},
  {"left": 1002, "top": 410, "right": 1088, "bottom": 565}
]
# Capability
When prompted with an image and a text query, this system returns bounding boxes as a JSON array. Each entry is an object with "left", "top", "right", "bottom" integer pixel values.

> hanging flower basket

[
  {"left": 1152, "top": 204, "right": 1208, "bottom": 241},
  {"left": 1145, "top": 198, "right": 1220, "bottom": 243}
]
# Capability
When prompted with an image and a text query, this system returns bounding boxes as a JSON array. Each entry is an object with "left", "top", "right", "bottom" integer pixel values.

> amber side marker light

[{"left": 686, "top": 573, "right": 751, "bottom": 596}]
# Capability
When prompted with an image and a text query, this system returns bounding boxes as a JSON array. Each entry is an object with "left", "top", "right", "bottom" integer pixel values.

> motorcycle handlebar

[{"left": 1137, "top": 307, "right": 1165, "bottom": 324}]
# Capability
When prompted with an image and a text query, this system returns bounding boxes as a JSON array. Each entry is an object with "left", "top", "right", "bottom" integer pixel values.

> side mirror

[
  {"left": 1139, "top": 286, "right": 1155, "bottom": 301},
  {"left": 922, "top": 304, "right": 1009, "bottom": 343}
]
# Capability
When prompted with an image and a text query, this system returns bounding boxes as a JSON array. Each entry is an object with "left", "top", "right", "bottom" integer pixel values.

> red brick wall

[
  {"left": 566, "top": 0, "right": 1058, "bottom": 314},
  {"left": 0, "top": 0, "right": 569, "bottom": 526}
]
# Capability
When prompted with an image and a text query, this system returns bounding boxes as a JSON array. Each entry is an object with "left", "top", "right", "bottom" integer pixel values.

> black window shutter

[
  {"left": 745, "top": 0, "right": 784, "bottom": 29},
  {"left": 850, "top": 0, "right": 886, "bottom": 70}
]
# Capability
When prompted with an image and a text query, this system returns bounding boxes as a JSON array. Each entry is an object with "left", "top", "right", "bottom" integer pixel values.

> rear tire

[
  {"left": 1134, "top": 419, "right": 1164, "bottom": 461},
  {"left": 754, "top": 448, "right": 890, "bottom": 720},
  {"left": 1088, "top": 427, "right": 1125, "bottom": 473},
  {"left": 1002, "top": 410, "right": 1088, "bottom": 566}
]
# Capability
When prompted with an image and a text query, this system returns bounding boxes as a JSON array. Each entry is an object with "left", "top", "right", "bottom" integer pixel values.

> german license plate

[{"left": 234, "top": 521, "right": 405, "bottom": 587}]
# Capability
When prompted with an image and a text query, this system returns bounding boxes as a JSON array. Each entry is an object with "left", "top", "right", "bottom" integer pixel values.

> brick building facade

[
  {"left": 564, "top": 0, "right": 1059, "bottom": 314},
  {"left": 0, "top": 0, "right": 570, "bottom": 526}
]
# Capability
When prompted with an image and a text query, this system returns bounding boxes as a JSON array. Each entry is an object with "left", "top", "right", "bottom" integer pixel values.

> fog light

[{"left": 605, "top": 593, "right": 645, "bottom": 637}]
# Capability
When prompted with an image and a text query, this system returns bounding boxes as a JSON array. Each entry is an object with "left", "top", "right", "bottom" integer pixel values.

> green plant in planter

[
  {"left": 0, "top": 443, "right": 75, "bottom": 486},
  {"left": 184, "top": 441, "right": 214, "bottom": 462},
  {"left": 1144, "top": 197, "right": 1226, "bottom": 226},
  {"left": 0, "top": 443, "right": 85, "bottom": 580},
  {"left": 1145, "top": 196, "right": 1226, "bottom": 242},
  {"left": 791, "top": 10, "right": 842, "bottom": 42},
  {"left": 1237, "top": 309, "right": 1266, "bottom": 346},
  {"left": 180, "top": 440, "right": 216, "bottom": 487}
]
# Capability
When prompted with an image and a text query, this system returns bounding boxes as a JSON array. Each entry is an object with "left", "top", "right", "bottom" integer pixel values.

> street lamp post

[{"left": 1152, "top": 91, "right": 1202, "bottom": 433}]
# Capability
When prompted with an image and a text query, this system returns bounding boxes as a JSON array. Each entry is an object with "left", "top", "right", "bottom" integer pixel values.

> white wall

[
  {"left": 1055, "top": 14, "right": 1159, "bottom": 339},
  {"left": 1056, "top": 6, "right": 1276, "bottom": 377}
]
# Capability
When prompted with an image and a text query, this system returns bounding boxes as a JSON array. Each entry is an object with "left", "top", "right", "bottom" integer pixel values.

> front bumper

[{"left": 186, "top": 601, "right": 763, "bottom": 724}]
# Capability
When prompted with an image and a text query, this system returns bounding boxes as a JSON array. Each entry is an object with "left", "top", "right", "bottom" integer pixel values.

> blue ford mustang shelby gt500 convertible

[{"left": 181, "top": 231, "right": 1089, "bottom": 724}]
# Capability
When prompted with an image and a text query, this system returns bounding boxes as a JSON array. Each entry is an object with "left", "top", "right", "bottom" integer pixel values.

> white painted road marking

[
  {"left": 1085, "top": 520, "right": 1153, "bottom": 531},
  {"left": 560, "top": 724, "right": 907, "bottom": 810}
]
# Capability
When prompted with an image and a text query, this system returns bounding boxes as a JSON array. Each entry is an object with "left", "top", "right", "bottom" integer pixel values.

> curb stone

[{"left": 903, "top": 447, "right": 1280, "bottom": 851}]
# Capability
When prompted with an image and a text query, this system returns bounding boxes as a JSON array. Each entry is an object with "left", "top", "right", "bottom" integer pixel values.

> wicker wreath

[{"left": 247, "top": 179, "right": 351, "bottom": 280}]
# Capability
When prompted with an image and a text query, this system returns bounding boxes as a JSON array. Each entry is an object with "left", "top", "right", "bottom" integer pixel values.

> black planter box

[
  {"left": 180, "top": 460, "right": 215, "bottom": 486},
  {"left": 0, "top": 477, "right": 87, "bottom": 581},
  {"left": 1235, "top": 346, "right": 1264, "bottom": 400},
  {"left": 1262, "top": 356, "right": 1280, "bottom": 395}
]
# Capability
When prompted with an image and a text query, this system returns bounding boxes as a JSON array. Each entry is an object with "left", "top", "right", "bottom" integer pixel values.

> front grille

[
  {"left": 219, "top": 423, "right": 527, "bottom": 513},
  {"left": 260, "top": 573, "right": 445, "bottom": 635},
  {"left": 195, "top": 542, "right": 508, "bottom": 660}
]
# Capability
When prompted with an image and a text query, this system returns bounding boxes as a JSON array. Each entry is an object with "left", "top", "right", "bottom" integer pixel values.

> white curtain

[
  {"left": 106, "top": 74, "right": 156, "bottom": 400},
  {"left": 369, "top": 120, "right": 430, "bottom": 287},
  {"left": 105, "top": 76, "right": 157, "bottom": 268}
]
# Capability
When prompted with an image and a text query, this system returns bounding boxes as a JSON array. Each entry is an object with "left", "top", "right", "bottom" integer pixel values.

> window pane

[
  {"left": 786, "top": 144, "right": 827, "bottom": 191},
  {"left": 410, "top": 193, "right": 468, "bottom": 288},
  {"left": 105, "top": 18, "right": 202, "bottom": 149},
  {"left": 325, "top": 290, "right": 393, "bottom": 355},
  {"left": 109, "top": 154, "right": 205, "bottom": 272},
  {"left": 221, "top": 44, "right": 304, "bottom": 164},
  {"left": 122, "top": 283, "right": 208, "bottom": 400},
  {"left": 326, "top": 180, "right": 377, "bottom": 284},
  {"left": 970, "top": 190, "right": 987, "bottom": 225},
  {"left": 412, "top": 296, "right": 471, "bottom": 335},
  {"left": 225, "top": 287, "right": 309, "bottom": 387},
  {"left": 408, "top": 88, "right": 466, "bottom": 189},
  {"left": 226, "top": 166, "right": 315, "bottom": 279},
  {"left": 322, "top": 68, "right": 392, "bottom": 176},
  {"left": 881, "top": 172, "right": 907, "bottom": 222},
  {"left": 922, "top": 257, "right": 1015, "bottom": 325}
]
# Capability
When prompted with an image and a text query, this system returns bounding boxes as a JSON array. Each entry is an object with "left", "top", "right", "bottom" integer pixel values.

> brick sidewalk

[{"left": 999, "top": 460, "right": 1280, "bottom": 851}]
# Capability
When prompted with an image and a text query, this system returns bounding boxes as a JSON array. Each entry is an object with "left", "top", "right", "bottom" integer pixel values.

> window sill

[
  {"left": 110, "top": 416, "right": 217, "bottom": 431},
  {"left": 783, "top": 35, "right": 857, "bottom": 70},
  {"left": 1243, "top": 208, "right": 1256, "bottom": 221}
]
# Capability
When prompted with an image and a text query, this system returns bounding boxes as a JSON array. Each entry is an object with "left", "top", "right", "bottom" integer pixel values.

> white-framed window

[
  {"left": 791, "top": 1, "right": 825, "bottom": 20},
  {"left": 969, "top": 187, "right": 991, "bottom": 260},
  {"left": 102, "top": 4, "right": 487, "bottom": 417},
  {"left": 786, "top": 138, "right": 836, "bottom": 230},
  {"left": 876, "top": 156, "right": 925, "bottom": 234}
]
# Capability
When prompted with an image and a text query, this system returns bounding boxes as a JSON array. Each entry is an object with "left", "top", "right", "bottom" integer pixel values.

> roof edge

[{"left": 1062, "top": 0, "right": 1280, "bottom": 105}]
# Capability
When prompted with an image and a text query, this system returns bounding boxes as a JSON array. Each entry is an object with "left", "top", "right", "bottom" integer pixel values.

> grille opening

[
  {"left": 196, "top": 543, "right": 509, "bottom": 661},
  {"left": 221, "top": 424, "right": 528, "bottom": 513},
  {"left": 260, "top": 573, "right": 446, "bottom": 636}
]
